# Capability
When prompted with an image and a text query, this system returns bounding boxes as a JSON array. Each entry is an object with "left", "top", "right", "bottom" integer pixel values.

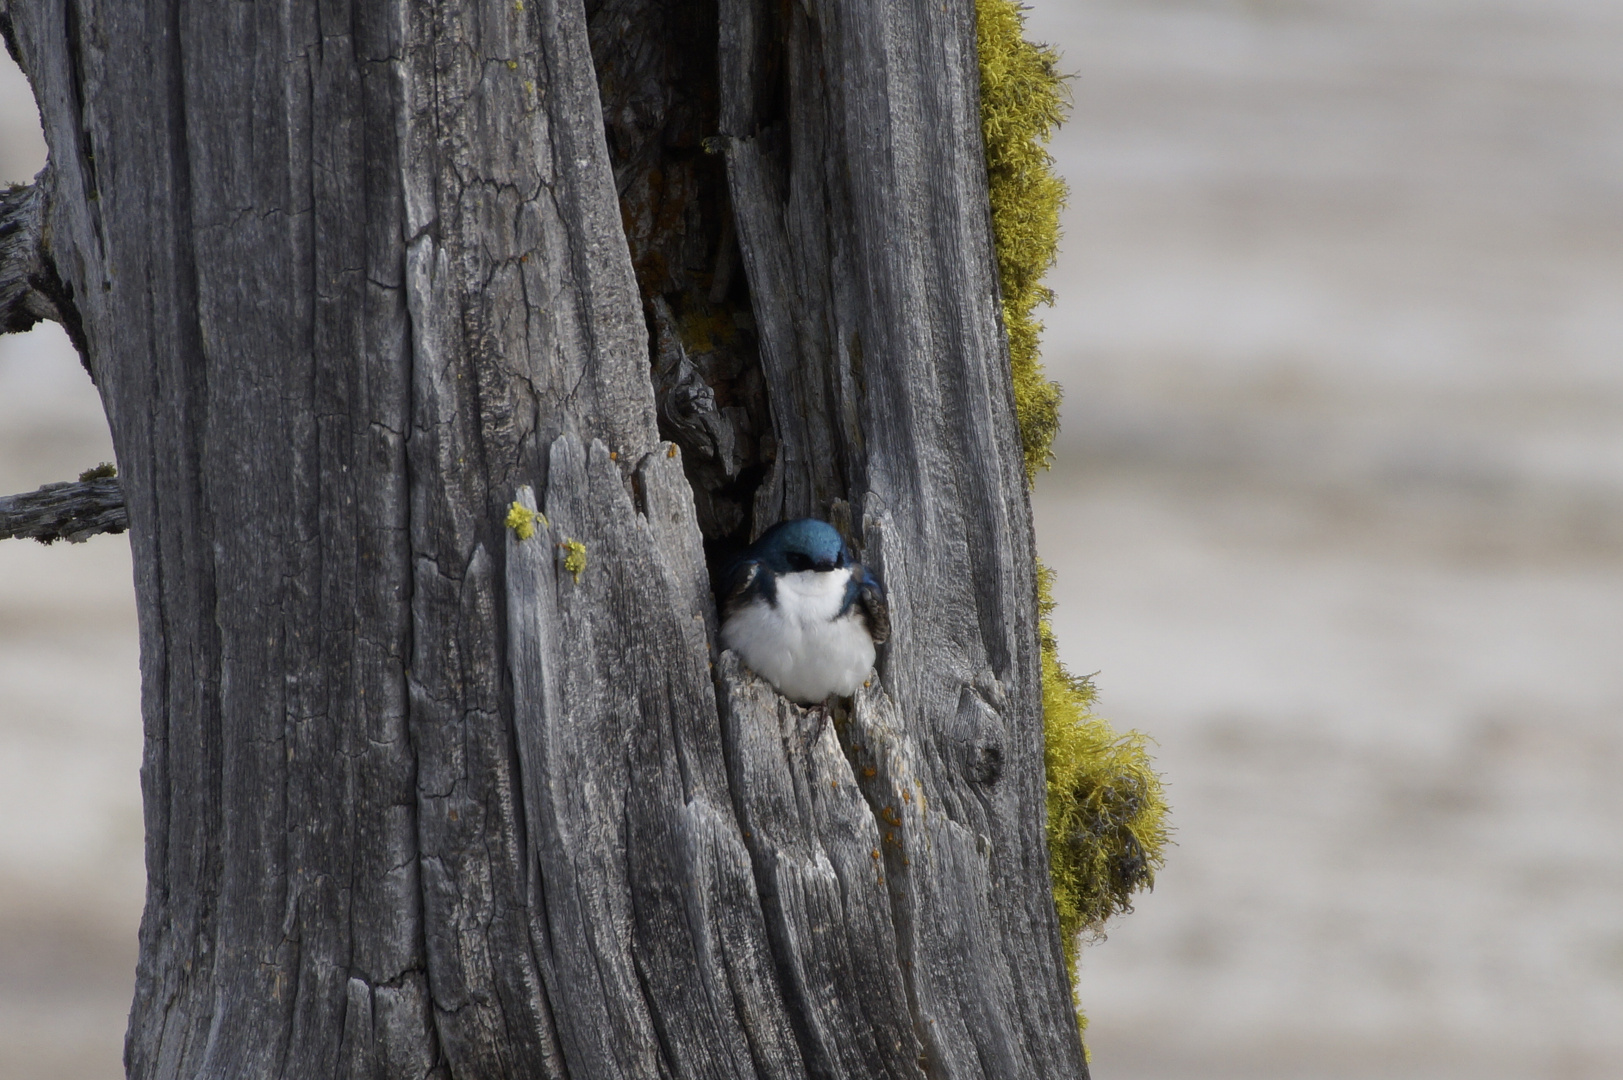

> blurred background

[
  {"left": 2, "top": 0, "right": 1620, "bottom": 1076},
  {"left": 0, "top": 33, "right": 145, "bottom": 1080}
]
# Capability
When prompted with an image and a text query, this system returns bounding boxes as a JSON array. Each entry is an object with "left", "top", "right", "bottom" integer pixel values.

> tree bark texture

[{"left": 2, "top": 0, "right": 1087, "bottom": 1076}]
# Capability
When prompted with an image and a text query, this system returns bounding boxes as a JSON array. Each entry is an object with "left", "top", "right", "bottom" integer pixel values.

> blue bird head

[{"left": 748, "top": 518, "right": 851, "bottom": 575}]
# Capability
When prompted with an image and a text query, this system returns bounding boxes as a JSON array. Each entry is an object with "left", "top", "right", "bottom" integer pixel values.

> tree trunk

[{"left": 0, "top": 0, "right": 1086, "bottom": 1076}]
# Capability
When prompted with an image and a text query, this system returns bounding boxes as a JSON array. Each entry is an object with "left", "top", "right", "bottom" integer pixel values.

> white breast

[{"left": 720, "top": 568, "right": 877, "bottom": 704}]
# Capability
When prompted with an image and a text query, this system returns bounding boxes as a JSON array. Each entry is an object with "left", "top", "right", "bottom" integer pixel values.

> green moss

[
  {"left": 560, "top": 538, "right": 587, "bottom": 582},
  {"left": 977, "top": 0, "right": 1067, "bottom": 478},
  {"left": 976, "top": 0, "right": 1171, "bottom": 1036},
  {"left": 78, "top": 462, "right": 117, "bottom": 482}
]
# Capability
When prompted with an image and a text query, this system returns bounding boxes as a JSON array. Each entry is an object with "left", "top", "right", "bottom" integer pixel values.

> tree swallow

[{"left": 719, "top": 518, "right": 890, "bottom": 704}]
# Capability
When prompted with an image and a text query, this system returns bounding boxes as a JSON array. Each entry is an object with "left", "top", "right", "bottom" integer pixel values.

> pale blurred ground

[
  {"left": 0, "top": 45, "right": 142, "bottom": 1080},
  {"left": 0, "top": 46, "right": 143, "bottom": 1080},
  {"left": 2, "top": 1, "right": 1622, "bottom": 1077},
  {"left": 1023, "top": 1, "right": 1623, "bottom": 1078}
]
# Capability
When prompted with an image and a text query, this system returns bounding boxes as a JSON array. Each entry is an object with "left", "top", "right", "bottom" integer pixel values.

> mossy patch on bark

[
  {"left": 506, "top": 502, "right": 543, "bottom": 540},
  {"left": 977, "top": 0, "right": 1067, "bottom": 478},
  {"left": 1037, "top": 563, "right": 1169, "bottom": 975},
  {"left": 977, "top": 0, "right": 1171, "bottom": 1030},
  {"left": 560, "top": 538, "right": 588, "bottom": 583}
]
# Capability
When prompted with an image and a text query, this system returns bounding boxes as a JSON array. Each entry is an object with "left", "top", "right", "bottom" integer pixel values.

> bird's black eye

[{"left": 786, "top": 552, "right": 814, "bottom": 572}]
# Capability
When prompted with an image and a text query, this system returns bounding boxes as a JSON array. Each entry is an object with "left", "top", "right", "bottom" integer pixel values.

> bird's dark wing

[
  {"left": 720, "top": 558, "right": 765, "bottom": 620},
  {"left": 855, "top": 570, "right": 889, "bottom": 644}
]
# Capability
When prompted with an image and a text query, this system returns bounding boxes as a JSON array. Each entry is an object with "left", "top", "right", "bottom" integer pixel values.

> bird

[{"left": 718, "top": 518, "right": 890, "bottom": 705}]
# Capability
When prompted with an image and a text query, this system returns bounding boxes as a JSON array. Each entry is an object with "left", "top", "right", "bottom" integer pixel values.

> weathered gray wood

[
  {"left": 1, "top": 177, "right": 55, "bottom": 332},
  {"left": 0, "top": 475, "right": 126, "bottom": 542},
  {"left": 5, "top": 0, "right": 679, "bottom": 1075},
  {"left": 3, "top": 0, "right": 1087, "bottom": 1074},
  {"left": 715, "top": 651, "right": 922, "bottom": 1079},
  {"left": 0, "top": 166, "right": 90, "bottom": 364},
  {"left": 506, "top": 445, "right": 806, "bottom": 1080},
  {"left": 717, "top": 0, "right": 1090, "bottom": 1073}
]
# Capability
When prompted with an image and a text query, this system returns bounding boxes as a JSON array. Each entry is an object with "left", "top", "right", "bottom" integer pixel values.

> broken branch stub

[{"left": 0, "top": 476, "right": 127, "bottom": 543}]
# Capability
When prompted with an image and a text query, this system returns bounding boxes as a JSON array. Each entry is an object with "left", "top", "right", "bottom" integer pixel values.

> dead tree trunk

[{"left": 1, "top": 0, "right": 1086, "bottom": 1076}]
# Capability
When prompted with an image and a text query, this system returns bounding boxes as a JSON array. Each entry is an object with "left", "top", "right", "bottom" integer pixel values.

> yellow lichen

[
  {"left": 560, "top": 539, "right": 587, "bottom": 582},
  {"left": 977, "top": 0, "right": 1068, "bottom": 478},
  {"left": 1038, "top": 562, "right": 1169, "bottom": 977},
  {"left": 977, "top": 0, "right": 1170, "bottom": 1037},
  {"left": 506, "top": 502, "right": 544, "bottom": 540}
]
